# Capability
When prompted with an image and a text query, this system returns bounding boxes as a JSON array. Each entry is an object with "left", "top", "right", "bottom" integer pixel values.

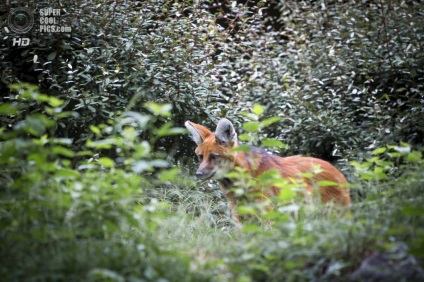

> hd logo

[
  {"left": 7, "top": 7, "right": 34, "bottom": 46},
  {"left": 12, "top": 37, "right": 30, "bottom": 46}
]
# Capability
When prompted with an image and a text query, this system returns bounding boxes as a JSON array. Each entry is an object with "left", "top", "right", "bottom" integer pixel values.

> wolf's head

[{"left": 185, "top": 119, "right": 238, "bottom": 180}]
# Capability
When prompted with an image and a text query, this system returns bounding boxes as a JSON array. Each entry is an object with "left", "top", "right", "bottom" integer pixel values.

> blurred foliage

[
  {"left": 0, "top": 85, "right": 201, "bottom": 281},
  {"left": 1, "top": 0, "right": 424, "bottom": 280}
]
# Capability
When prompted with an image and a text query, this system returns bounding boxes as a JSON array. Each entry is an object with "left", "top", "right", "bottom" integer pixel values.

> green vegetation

[
  {"left": 1, "top": 84, "right": 423, "bottom": 281},
  {"left": 1, "top": 0, "right": 423, "bottom": 281}
]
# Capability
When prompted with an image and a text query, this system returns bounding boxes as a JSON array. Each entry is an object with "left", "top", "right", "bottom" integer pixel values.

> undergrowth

[{"left": 0, "top": 85, "right": 423, "bottom": 281}]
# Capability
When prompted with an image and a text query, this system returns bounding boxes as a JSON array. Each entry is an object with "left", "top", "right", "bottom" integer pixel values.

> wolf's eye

[
  {"left": 197, "top": 154, "right": 203, "bottom": 161},
  {"left": 210, "top": 154, "right": 219, "bottom": 161}
]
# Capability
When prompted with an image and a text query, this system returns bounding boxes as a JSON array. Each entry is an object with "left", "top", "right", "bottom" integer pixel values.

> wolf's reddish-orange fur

[{"left": 185, "top": 119, "right": 350, "bottom": 222}]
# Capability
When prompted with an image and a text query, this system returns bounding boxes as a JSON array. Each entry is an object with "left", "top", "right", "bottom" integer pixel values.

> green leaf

[
  {"left": 239, "top": 133, "right": 252, "bottom": 141},
  {"left": 47, "top": 51, "right": 57, "bottom": 60},
  {"left": 243, "top": 122, "right": 260, "bottom": 132},
  {"left": 0, "top": 103, "right": 19, "bottom": 115},
  {"left": 165, "top": 127, "right": 186, "bottom": 136},
  {"left": 252, "top": 104, "right": 264, "bottom": 116},
  {"left": 373, "top": 167, "right": 387, "bottom": 180},
  {"left": 229, "top": 145, "right": 251, "bottom": 153},
  {"left": 87, "top": 139, "right": 114, "bottom": 149},
  {"left": 261, "top": 139, "right": 286, "bottom": 148},
  {"left": 98, "top": 157, "right": 115, "bottom": 167},
  {"left": 89, "top": 125, "right": 101, "bottom": 135},
  {"left": 56, "top": 111, "right": 77, "bottom": 119},
  {"left": 350, "top": 160, "right": 372, "bottom": 169},
  {"left": 318, "top": 180, "right": 339, "bottom": 187},
  {"left": 238, "top": 206, "right": 256, "bottom": 215},
  {"left": 14, "top": 115, "right": 52, "bottom": 136},
  {"left": 278, "top": 187, "right": 296, "bottom": 202},
  {"left": 55, "top": 169, "right": 80, "bottom": 179},
  {"left": 407, "top": 151, "right": 422, "bottom": 162},
  {"left": 52, "top": 146, "right": 75, "bottom": 158},
  {"left": 48, "top": 97, "right": 64, "bottom": 107},
  {"left": 75, "top": 150, "right": 93, "bottom": 157},
  {"left": 36, "top": 94, "right": 63, "bottom": 107},
  {"left": 144, "top": 102, "right": 172, "bottom": 117},
  {"left": 260, "top": 117, "right": 282, "bottom": 127},
  {"left": 28, "top": 153, "right": 56, "bottom": 171},
  {"left": 372, "top": 147, "right": 386, "bottom": 155},
  {"left": 242, "top": 224, "right": 262, "bottom": 233},
  {"left": 240, "top": 112, "right": 259, "bottom": 121}
]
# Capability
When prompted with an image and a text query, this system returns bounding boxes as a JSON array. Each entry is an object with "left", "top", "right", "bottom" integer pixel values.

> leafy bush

[
  {"left": 198, "top": 0, "right": 424, "bottom": 161},
  {"left": 1, "top": 0, "right": 220, "bottom": 159},
  {"left": 0, "top": 84, "right": 203, "bottom": 281},
  {"left": 2, "top": 0, "right": 422, "bottom": 163}
]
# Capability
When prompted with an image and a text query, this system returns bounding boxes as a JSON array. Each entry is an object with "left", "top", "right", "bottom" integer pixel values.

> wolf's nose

[{"left": 195, "top": 171, "right": 203, "bottom": 178}]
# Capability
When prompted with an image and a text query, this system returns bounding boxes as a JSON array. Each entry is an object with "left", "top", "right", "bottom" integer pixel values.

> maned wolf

[{"left": 185, "top": 118, "right": 350, "bottom": 223}]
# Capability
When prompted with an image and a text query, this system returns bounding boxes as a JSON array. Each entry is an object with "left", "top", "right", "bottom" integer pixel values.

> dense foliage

[
  {"left": 1, "top": 0, "right": 423, "bottom": 281},
  {"left": 2, "top": 0, "right": 423, "bottom": 160}
]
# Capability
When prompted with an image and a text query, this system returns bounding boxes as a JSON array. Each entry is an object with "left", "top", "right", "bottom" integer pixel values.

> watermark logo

[
  {"left": 6, "top": 7, "right": 34, "bottom": 46},
  {"left": 39, "top": 8, "right": 72, "bottom": 33},
  {"left": 5, "top": 6, "right": 72, "bottom": 46},
  {"left": 8, "top": 7, "right": 34, "bottom": 34},
  {"left": 12, "top": 37, "right": 30, "bottom": 46}
]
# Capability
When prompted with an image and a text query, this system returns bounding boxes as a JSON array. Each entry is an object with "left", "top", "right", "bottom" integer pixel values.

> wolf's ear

[
  {"left": 185, "top": 121, "right": 212, "bottom": 145},
  {"left": 215, "top": 118, "right": 238, "bottom": 147}
]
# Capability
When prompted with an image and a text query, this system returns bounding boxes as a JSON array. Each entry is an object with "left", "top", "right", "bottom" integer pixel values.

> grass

[
  {"left": 141, "top": 162, "right": 424, "bottom": 281},
  {"left": 1, "top": 142, "right": 423, "bottom": 281}
]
